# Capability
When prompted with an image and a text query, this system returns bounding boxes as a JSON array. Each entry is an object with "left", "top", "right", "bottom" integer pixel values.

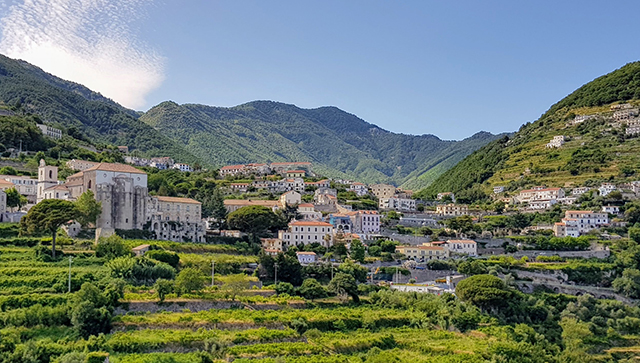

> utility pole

[
  {"left": 68, "top": 256, "right": 73, "bottom": 293},
  {"left": 211, "top": 260, "right": 216, "bottom": 287},
  {"left": 274, "top": 263, "right": 278, "bottom": 285}
]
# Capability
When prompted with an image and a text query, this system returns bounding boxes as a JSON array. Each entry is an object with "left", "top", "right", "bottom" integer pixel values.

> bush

[
  {"left": 175, "top": 268, "right": 206, "bottom": 295},
  {"left": 146, "top": 249, "right": 180, "bottom": 269},
  {"left": 96, "top": 234, "right": 131, "bottom": 260}
]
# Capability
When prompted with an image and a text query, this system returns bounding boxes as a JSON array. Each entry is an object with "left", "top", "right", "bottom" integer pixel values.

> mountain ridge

[{"left": 140, "top": 99, "right": 502, "bottom": 187}]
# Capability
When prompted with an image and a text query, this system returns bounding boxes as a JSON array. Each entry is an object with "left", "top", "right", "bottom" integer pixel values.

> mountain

[
  {"left": 417, "top": 61, "right": 640, "bottom": 200},
  {"left": 140, "top": 100, "right": 501, "bottom": 187},
  {"left": 0, "top": 54, "right": 198, "bottom": 163}
]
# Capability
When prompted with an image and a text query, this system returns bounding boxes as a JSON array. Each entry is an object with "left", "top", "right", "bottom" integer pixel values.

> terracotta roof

[
  {"left": 224, "top": 199, "right": 279, "bottom": 207},
  {"left": 45, "top": 184, "right": 69, "bottom": 191},
  {"left": 446, "top": 239, "right": 476, "bottom": 244},
  {"left": 566, "top": 210, "right": 597, "bottom": 214},
  {"left": 271, "top": 162, "right": 311, "bottom": 166},
  {"left": 298, "top": 203, "right": 314, "bottom": 207},
  {"left": 85, "top": 163, "right": 146, "bottom": 174},
  {"left": 64, "top": 178, "right": 83, "bottom": 187},
  {"left": 287, "top": 170, "right": 306, "bottom": 173},
  {"left": 67, "top": 171, "right": 85, "bottom": 179},
  {"left": 230, "top": 183, "right": 249, "bottom": 186},
  {"left": 352, "top": 182, "right": 365, "bottom": 186},
  {"left": 289, "top": 221, "right": 332, "bottom": 227},
  {"left": 156, "top": 196, "right": 202, "bottom": 205},
  {"left": 221, "top": 164, "right": 246, "bottom": 170},
  {"left": 264, "top": 248, "right": 280, "bottom": 253},
  {"left": 0, "top": 180, "right": 14, "bottom": 186},
  {"left": 296, "top": 251, "right": 317, "bottom": 255}
]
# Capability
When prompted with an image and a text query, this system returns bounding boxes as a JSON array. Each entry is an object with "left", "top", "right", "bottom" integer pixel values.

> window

[
  {"left": 126, "top": 218, "right": 129, "bottom": 223},
  {"left": 49, "top": 170, "right": 52, "bottom": 179}
]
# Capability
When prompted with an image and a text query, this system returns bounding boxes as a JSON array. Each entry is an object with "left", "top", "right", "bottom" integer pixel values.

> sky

[{"left": 0, "top": 1, "right": 639, "bottom": 140}]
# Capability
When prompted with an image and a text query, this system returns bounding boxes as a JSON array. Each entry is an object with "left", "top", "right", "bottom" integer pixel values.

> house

[
  {"left": 245, "top": 163, "right": 271, "bottom": 175},
  {"left": 571, "top": 114, "right": 595, "bottom": 125},
  {"left": 625, "top": 119, "right": 640, "bottom": 135},
  {"left": 1, "top": 175, "right": 37, "bottom": 203},
  {"left": 369, "top": 184, "right": 396, "bottom": 200},
  {"left": 284, "top": 178, "right": 305, "bottom": 192},
  {"left": 296, "top": 251, "right": 317, "bottom": 264},
  {"left": 349, "top": 182, "right": 368, "bottom": 196},
  {"left": 280, "top": 191, "right": 302, "bottom": 207},
  {"left": 261, "top": 238, "right": 283, "bottom": 253},
  {"left": 443, "top": 240, "right": 477, "bottom": 257},
  {"left": 278, "top": 220, "right": 333, "bottom": 248},
  {"left": 546, "top": 135, "right": 565, "bottom": 148},
  {"left": 380, "top": 197, "right": 416, "bottom": 212},
  {"left": 305, "top": 179, "right": 331, "bottom": 189},
  {"left": 147, "top": 196, "right": 204, "bottom": 242},
  {"left": 613, "top": 108, "right": 639, "bottom": 121},
  {"left": 602, "top": 206, "right": 620, "bottom": 214},
  {"left": 229, "top": 183, "right": 249, "bottom": 193},
  {"left": 219, "top": 164, "right": 246, "bottom": 177},
  {"left": 493, "top": 186, "right": 505, "bottom": 194},
  {"left": 298, "top": 203, "right": 322, "bottom": 220},
  {"left": 220, "top": 230, "right": 243, "bottom": 237},
  {"left": 117, "top": 146, "right": 129, "bottom": 153},
  {"left": 124, "top": 156, "right": 150, "bottom": 167},
  {"left": 329, "top": 214, "right": 353, "bottom": 233},
  {"left": 572, "top": 187, "right": 590, "bottom": 195},
  {"left": 554, "top": 210, "right": 609, "bottom": 237},
  {"left": 223, "top": 199, "right": 280, "bottom": 213},
  {"left": 66, "top": 159, "right": 100, "bottom": 171},
  {"left": 436, "top": 204, "right": 468, "bottom": 216},
  {"left": 437, "top": 192, "right": 455, "bottom": 202},
  {"left": 37, "top": 124, "right": 62, "bottom": 139},
  {"left": 517, "top": 187, "right": 565, "bottom": 203},
  {"left": 599, "top": 183, "right": 616, "bottom": 197},
  {"left": 286, "top": 170, "right": 306, "bottom": 178},
  {"left": 395, "top": 245, "right": 449, "bottom": 261},
  {"left": 270, "top": 162, "right": 313, "bottom": 176},
  {"left": 132, "top": 244, "right": 150, "bottom": 257},
  {"left": 611, "top": 103, "right": 633, "bottom": 111},
  {"left": 348, "top": 210, "right": 381, "bottom": 234},
  {"left": 42, "top": 185, "right": 71, "bottom": 201},
  {"left": 0, "top": 179, "right": 14, "bottom": 192},
  {"left": 528, "top": 199, "right": 557, "bottom": 210},
  {"left": 172, "top": 163, "right": 193, "bottom": 172}
]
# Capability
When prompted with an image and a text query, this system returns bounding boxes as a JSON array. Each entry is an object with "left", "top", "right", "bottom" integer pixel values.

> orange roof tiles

[
  {"left": 85, "top": 163, "right": 146, "bottom": 174},
  {"left": 289, "top": 221, "right": 332, "bottom": 227},
  {"left": 156, "top": 196, "right": 202, "bottom": 205}
]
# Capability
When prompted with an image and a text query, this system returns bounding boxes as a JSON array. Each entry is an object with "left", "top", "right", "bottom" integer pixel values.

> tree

[
  {"left": 328, "top": 272, "right": 359, "bottom": 303},
  {"left": 5, "top": 188, "right": 26, "bottom": 210},
  {"left": 154, "top": 279, "right": 174, "bottom": 302},
  {"left": 69, "top": 283, "right": 112, "bottom": 338},
  {"left": 275, "top": 282, "right": 295, "bottom": 295},
  {"left": 338, "top": 260, "right": 368, "bottom": 283},
  {"left": 146, "top": 250, "right": 180, "bottom": 269},
  {"left": 298, "top": 278, "right": 327, "bottom": 301},
  {"left": 96, "top": 234, "right": 131, "bottom": 260},
  {"left": 20, "top": 199, "right": 79, "bottom": 258},
  {"left": 227, "top": 205, "right": 280, "bottom": 236},
  {"left": 493, "top": 201, "right": 505, "bottom": 214},
  {"left": 222, "top": 274, "right": 250, "bottom": 300},
  {"left": 445, "top": 215, "right": 475, "bottom": 236},
  {"left": 175, "top": 268, "right": 206, "bottom": 295},
  {"left": 457, "top": 260, "right": 488, "bottom": 275},
  {"left": 350, "top": 239, "right": 365, "bottom": 263},
  {"left": 74, "top": 190, "right": 102, "bottom": 227},
  {"left": 455, "top": 274, "right": 514, "bottom": 311},
  {"left": 613, "top": 268, "right": 640, "bottom": 299}
]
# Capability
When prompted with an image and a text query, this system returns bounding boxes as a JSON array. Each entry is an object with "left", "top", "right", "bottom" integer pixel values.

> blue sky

[{"left": 1, "top": 1, "right": 639, "bottom": 139}]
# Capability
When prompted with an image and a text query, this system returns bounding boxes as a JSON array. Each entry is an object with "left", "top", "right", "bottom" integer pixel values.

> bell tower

[{"left": 37, "top": 159, "right": 59, "bottom": 202}]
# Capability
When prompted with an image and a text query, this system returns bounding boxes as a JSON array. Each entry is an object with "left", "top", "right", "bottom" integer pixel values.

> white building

[
  {"left": 1, "top": 175, "right": 37, "bottom": 203},
  {"left": 37, "top": 124, "right": 62, "bottom": 139},
  {"left": 517, "top": 187, "right": 565, "bottom": 203},
  {"left": 380, "top": 197, "right": 416, "bottom": 212},
  {"left": 435, "top": 204, "right": 469, "bottom": 216},
  {"left": 437, "top": 192, "right": 455, "bottom": 202},
  {"left": 172, "top": 163, "right": 193, "bottom": 172},
  {"left": 280, "top": 191, "right": 302, "bottom": 207},
  {"left": 296, "top": 251, "right": 317, "bottom": 264},
  {"left": 37, "top": 160, "right": 60, "bottom": 203},
  {"left": 599, "top": 183, "right": 616, "bottom": 197},
  {"left": 546, "top": 135, "right": 565, "bottom": 148},
  {"left": 42, "top": 185, "right": 71, "bottom": 200},
  {"left": 349, "top": 182, "right": 368, "bottom": 196},
  {"left": 443, "top": 240, "right": 477, "bottom": 257},
  {"left": 348, "top": 210, "right": 381, "bottom": 235},
  {"left": 554, "top": 210, "right": 609, "bottom": 237},
  {"left": 298, "top": 203, "right": 322, "bottom": 220},
  {"left": 147, "top": 196, "right": 204, "bottom": 242},
  {"left": 602, "top": 205, "right": 620, "bottom": 214},
  {"left": 278, "top": 221, "right": 333, "bottom": 248},
  {"left": 528, "top": 199, "right": 557, "bottom": 210},
  {"left": 493, "top": 186, "right": 505, "bottom": 194},
  {"left": 572, "top": 187, "right": 590, "bottom": 196}
]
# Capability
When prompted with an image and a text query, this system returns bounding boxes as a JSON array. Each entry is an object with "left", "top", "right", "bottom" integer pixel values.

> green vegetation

[
  {"left": 139, "top": 100, "right": 500, "bottom": 188},
  {"left": 420, "top": 61, "right": 640, "bottom": 199}
]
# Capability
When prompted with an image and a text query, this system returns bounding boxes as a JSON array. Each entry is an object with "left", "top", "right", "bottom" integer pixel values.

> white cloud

[{"left": 0, "top": 0, "right": 164, "bottom": 109}]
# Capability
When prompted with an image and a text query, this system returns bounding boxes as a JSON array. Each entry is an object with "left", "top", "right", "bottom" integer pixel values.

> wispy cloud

[{"left": 0, "top": 0, "right": 164, "bottom": 109}]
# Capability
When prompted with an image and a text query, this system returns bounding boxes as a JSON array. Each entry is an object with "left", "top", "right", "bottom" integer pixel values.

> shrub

[{"left": 146, "top": 250, "right": 180, "bottom": 269}]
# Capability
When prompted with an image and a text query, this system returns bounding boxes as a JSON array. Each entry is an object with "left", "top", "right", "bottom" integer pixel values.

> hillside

[
  {"left": 140, "top": 100, "right": 500, "bottom": 187},
  {"left": 0, "top": 55, "right": 198, "bottom": 163},
  {"left": 418, "top": 61, "right": 640, "bottom": 200}
]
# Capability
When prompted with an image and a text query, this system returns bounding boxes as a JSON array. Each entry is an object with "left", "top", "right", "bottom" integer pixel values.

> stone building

[
  {"left": 369, "top": 184, "right": 396, "bottom": 200},
  {"left": 147, "top": 196, "right": 204, "bottom": 242},
  {"left": 37, "top": 159, "right": 60, "bottom": 203}
]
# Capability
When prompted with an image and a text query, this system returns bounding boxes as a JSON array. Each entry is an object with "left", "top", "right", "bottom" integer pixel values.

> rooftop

[
  {"left": 224, "top": 199, "right": 279, "bottom": 207},
  {"left": 156, "top": 196, "right": 202, "bottom": 205},
  {"left": 85, "top": 163, "right": 146, "bottom": 174},
  {"left": 289, "top": 221, "right": 332, "bottom": 227},
  {"left": 296, "top": 251, "right": 317, "bottom": 256}
]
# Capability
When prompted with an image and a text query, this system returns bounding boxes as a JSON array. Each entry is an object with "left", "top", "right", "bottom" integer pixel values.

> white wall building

[
  {"left": 296, "top": 251, "right": 317, "bottom": 264},
  {"left": 554, "top": 210, "right": 609, "bottom": 237},
  {"left": 278, "top": 221, "right": 333, "bottom": 248},
  {"left": 599, "top": 183, "right": 616, "bottom": 197},
  {"left": 546, "top": 135, "right": 565, "bottom": 148},
  {"left": 37, "top": 124, "right": 62, "bottom": 139}
]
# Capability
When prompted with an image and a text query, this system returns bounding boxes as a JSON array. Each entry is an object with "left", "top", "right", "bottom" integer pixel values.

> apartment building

[
  {"left": 37, "top": 124, "right": 62, "bottom": 139},
  {"left": 278, "top": 221, "right": 333, "bottom": 248},
  {"left": 436, "top": 203, "right": 469, "bottom": 216},
  {"left": 223, "top": 199, "right": 280, "bottom": 213},
  {"left": 395, "top": 245, "right": 449, "bottom": 261},
  {"left": 147, "top": 196, "right": 204, "bottom": 242},
  {"left": 554, "top": 210, "right": 609, "bottom": 237},
  {"left": 517, "top": 187, "right": 565, "bottom": 203},
  {"left": 369, "top": 184, "right": 396, "bottom": 200}
]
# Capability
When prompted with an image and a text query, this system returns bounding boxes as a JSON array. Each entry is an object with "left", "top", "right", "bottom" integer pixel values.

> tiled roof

[
  {"left": 45, "top": 184, "right": 69, "bottom": 191},
  {"left": 298, "top": 203, "right": 314, "bottom": 207},
  {"left": 85, "top": 163, "right": 146, "bottom": 174},
  {"left": 446, "top": 239, "right": 476, "bottom": 244},
  {"left": 221, "top": 164, "right": 246, "bottom": 170},
  {"left": 0, "top": 180, "right": 14, "bottom": 186},
  {"left": 289, "top": 221, "right": 332, "bottom": 227},
  {"left": 287, "top": 170, "right": 306, "bottom": 173},
  {"left": 224, "top": 199, "right": 279, "bottom": 207},
  {"left": 156, "top": 196, "right": 202, "bottom": 205},
  {"left": 271, "top": 162, "right": 311, "bottom": 166},
  {"left": 296, "top": 251, "right": 317, "bottom": 255}
]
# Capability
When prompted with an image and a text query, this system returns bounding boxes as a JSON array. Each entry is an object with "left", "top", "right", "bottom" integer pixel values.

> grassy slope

[
  {"left": 140, "top": 100, "right": 500, "bottom": 187},
  {"left": 419, "top": 61, "right": 640, "bottom": 197},
  {"left": 0, "top": 54, "right": 198, "bottom": 164}
]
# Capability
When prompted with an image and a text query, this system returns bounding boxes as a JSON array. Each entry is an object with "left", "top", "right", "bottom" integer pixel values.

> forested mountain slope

[
  {"left": 140, "top": 100, "right": 500, "bottom": 187},
  {"left": 418, "top": 61, "right": 640, "bottom": 200},
  {"left": 0, "top": 55, "right": 198, "bottom": 163}
]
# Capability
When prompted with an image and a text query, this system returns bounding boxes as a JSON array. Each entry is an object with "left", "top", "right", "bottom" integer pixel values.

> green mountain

[
  {"left": 0, "top": 54, "right": 198, "bottom": 163},
  {"left": 418, "top": 61, "right": 640, "bottom": 200},
  {"left": 140, "top": 101, "right": 501, "bottom": 187}
]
